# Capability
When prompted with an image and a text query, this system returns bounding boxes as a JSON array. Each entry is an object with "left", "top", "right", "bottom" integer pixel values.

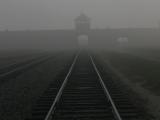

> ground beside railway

[
  {"left": 0, "top": 51, "right": 75, "bottom": 120},
  {"left": 125, "top": 47, "right": 160, "bottom": 60},
  {"left": 96, "top": 49, "right": 160, "bottom": 119},
  {"left": 0, "top": 50, "right": 46, "bottom": 68}
]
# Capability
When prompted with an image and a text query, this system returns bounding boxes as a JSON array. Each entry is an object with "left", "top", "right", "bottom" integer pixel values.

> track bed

[{"left": 30, "top": 51, "right": 140, "bottom": 120}]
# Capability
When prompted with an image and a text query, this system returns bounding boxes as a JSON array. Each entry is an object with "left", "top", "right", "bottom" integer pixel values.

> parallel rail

[
  {"left": 44, "top": 51, "right": 79, "bottom": 120},
  {"left": 0, "top": 53, "right": 61, "bottom": 83},
  {"left": 29, "top": 51, "right": 139, "bottom": 120},
  {"left": 90, "top": 55, "right": 122, "bottom": 120}
]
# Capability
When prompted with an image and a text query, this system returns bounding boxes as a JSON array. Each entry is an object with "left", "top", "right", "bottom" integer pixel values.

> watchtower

[
  {"left": 75, "top": 13, "right": 91, "bottom": 35},
  {"left": 75, "top": 13, "right": 91, "bottom": 47}
]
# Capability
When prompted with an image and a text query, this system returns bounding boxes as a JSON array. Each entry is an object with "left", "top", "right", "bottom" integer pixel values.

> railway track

[
  {"left": 29, "top": 51, "right": 140, "bottom": 120},
  {"left": 0, "top": 52, "right": 63, "bottom": 82}
]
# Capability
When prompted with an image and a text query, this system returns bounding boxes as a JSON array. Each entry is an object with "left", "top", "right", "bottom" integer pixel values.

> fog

[
  {"left": 0, "top": 0, "right": 160, "bottom": 50},
  {"left": 1, "top": 1, "right": 160, "bottom": 120},
  {"left": 0, "top": 0, "right": 160, "bottom": 30}
]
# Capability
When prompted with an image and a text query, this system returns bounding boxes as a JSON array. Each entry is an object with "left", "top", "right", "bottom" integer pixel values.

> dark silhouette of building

[
  {"left": 0, "top": 14, "right": 160, "bottom": 49},
  {"left": 75, "top": 13, "right": 91, "bottom": 35}
]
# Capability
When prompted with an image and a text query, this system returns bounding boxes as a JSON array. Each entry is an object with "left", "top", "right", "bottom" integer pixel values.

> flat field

[
  {"left": 97, "top": 48, "right": 160, "bottom": 119},
  {"left": 0, "top": 50, "right": 47, "bottom": 68}
]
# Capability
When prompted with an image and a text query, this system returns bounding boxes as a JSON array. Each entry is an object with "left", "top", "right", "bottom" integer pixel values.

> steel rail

[
  {"left": 0, "top": 52, "right": 65, "bottom": 81},
  {"left": 0, "top": 55, "right": 53, "bottom": 79},
  {"left": 44, "top": 51, "right": 80, "bottom": 120},
  {"left": 90, "top": 54, "right": 123, "bottom": 120}
]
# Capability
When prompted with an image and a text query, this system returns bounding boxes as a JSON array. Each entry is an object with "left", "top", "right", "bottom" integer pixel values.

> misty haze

[{"left": 0, "top": 0, "right": 160, "bottom": 120}]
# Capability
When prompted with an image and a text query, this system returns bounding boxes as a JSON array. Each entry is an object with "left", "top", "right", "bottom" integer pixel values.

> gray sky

[{"left": 0, "top": 0, "right": 160, "bottom": 30}]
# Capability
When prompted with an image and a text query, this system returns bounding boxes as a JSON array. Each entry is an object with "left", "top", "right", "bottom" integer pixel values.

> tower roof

[{"left": 75, "top": 13, "right": 90, "bottom": 21}]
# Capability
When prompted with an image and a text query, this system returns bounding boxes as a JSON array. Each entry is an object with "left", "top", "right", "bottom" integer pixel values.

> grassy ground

[
  {"left": 0, "top": 51, "right": 74, "bottom": 120},
  {"left": 0, "top": 51, "right": 47, "bottom": 68},
  {"left": 126, "top": 47, "right": 160, "bottom": 60},
  {"left": 97, "top": 49, "right": 160, "bottom": 119},
  {"left": 100, "top": 50, "right": 160, "bottom": 95}
]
